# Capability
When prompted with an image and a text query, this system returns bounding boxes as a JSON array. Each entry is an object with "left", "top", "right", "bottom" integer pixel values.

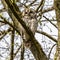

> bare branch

[
  {"left": 42, "top": 7, "right": 54, "bottom": 14},
  {"left": 36, "top": 30, "right": 57, "bottom": 43},
  {"left": 43, "top": 15, "right": 58, "bottom": 29},
  {"left": 14, "top": 44, "right": 22, "bottom": 57},
  {"left": 48, "top": 44, "right": 56, "bottom": 59},
  {"left": 0, "top": 28, "right": 12, "bottom": 40},
  {"left": 36, "top": 0, "right": 44, "bottom": 12},
  {"left": 0, "top": 8, "right": 6, "bottom": 12},
  {"left": 37, "top": 7, "right": 54, "bottom": 17},
  {"left": 29, "top": 0, "right": 37, "bottom": 6},
  {"left": 0, "top": 16, "right": 20, "bottom": 35},
  {"left": 40, "top": 19, "right": 56, "bottom": 22},
  {"left": 10, "top": 29, "right": 15, "bottom": 60},
  {"left": 0, "top": 22, "right": 6, "bottom": 27}
]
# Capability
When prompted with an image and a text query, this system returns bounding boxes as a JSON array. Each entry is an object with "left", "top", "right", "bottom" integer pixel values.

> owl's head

[
  {"left": 22, "top": 7, "right": 36, "bottom": 18},
  {"left": 22, "top": 7, "right": 30, "bottom": 16}
]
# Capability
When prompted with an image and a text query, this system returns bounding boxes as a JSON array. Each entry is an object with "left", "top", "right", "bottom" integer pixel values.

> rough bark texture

[{"left": 54, "top": 0, "right": 60, "bottom": 60}]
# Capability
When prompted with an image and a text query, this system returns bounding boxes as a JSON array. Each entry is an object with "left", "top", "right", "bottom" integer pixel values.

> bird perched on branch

[{"left": 22, "top": 7, "right": 38, "bottom": 43}]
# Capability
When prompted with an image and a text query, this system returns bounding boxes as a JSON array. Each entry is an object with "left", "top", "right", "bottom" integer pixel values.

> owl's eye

[
  {"left": 30, "top": 11, "right": 33, "bottom": 13},
  {"left": 25, "top": 12, "right": 28, "bottom": 14}
]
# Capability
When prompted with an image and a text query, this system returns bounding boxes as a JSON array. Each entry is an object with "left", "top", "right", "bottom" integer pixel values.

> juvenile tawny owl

[{"left": 22, "top": 8, "right": 38, "bottom": 42}]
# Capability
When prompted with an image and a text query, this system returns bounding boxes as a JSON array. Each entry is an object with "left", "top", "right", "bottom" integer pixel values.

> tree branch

[
  {"left": 40, "top": 7, "right": 54, "bottom": 13},
  {"left": 29, "top": 0, "right": 37, "bottom": 6},
  {"left": 10, "top": 29, "right": 15, "bottom": 60},
  {"left": 36, "top": 30, "right": 57, "bottom": 43},
  {"left": 0, "top": 28, "right": 12, "bottom": 40},
  {"left": 14, "top": 44, "right": 22, "bottom": 57},
  {"left": 36, "top": 0, "right": 44, "bottom": 12},
  {"left": 43, "top": 15, "right": 58, "bottom": 29},
  {"left": 48, "top": 44, "right": 56, "bottom": 59},
  {"left": 0, "top": 16, "right": 20, "bottom": 35}
]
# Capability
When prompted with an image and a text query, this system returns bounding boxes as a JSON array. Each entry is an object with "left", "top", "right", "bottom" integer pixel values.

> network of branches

[{"left": 0, "top": 0, "right": 57, "bottom": 60}]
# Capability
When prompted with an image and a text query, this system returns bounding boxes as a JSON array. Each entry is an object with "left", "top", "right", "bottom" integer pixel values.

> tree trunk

[{"left": 54, "top": 0, "right": 60, "bottom": 60}]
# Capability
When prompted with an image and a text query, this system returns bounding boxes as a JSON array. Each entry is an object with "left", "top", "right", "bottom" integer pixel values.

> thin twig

[
  {"left": 0, "top": 28, "right": 12, "bottom": 40},
  {"left": 0, "top": 16, "right": 20, "bottom": 35},
  {"left": 36, "top": 30, "right": 57, "bottom": 43},
  {"left": 36, "top": 0, "right": 44, "bottom": 12},
  {"left": 48, "top": 44, "right": 56, "bottom": 59},
  {"left": 14, "top": 44, "right": 22, "bottom": 58},
  {"left": 29, "top": 0, "right": 37, "bottom": 6},
  {"left": 43, "top": 15, "right": 58, "bottom": 29}
]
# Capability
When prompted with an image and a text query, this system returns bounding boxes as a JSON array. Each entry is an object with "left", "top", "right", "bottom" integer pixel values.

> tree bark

[{"left": 54, "top": 0, "right": 60, "bottom": 60}]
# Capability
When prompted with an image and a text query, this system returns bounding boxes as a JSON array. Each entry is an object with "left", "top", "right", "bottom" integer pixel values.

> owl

[{"left": 21, "top": 8, "right": 38, "bottom": 42}]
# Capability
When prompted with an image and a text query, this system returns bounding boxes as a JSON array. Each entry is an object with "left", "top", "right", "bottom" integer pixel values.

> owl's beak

[{"left": 22, "top": 12, "right": 25, "bottom": 16}]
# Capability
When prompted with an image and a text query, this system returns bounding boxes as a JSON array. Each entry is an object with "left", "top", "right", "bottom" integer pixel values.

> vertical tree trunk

[{"left": 54, "top": 0, "right": 60, "bottom": 60}]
